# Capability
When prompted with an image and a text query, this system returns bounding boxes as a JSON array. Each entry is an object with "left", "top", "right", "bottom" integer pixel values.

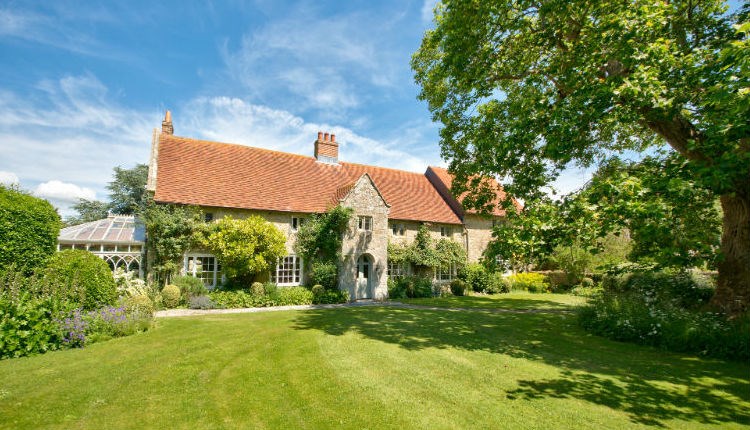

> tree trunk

[{"left": 711, "top": 193, "right": 750, "bottom": 316}]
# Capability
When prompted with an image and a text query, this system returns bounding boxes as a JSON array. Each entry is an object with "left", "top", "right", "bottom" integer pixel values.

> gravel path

[{"left": 155, "top": 300, "right": 574, "bottom": 318}]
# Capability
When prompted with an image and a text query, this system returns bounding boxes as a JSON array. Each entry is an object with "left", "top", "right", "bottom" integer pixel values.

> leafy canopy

[
  {"left": 293, "top": 206, "right": 353, "bottom": 263},
  {"left": 142, "top": 203, "right": 203, "bottom": 285},
  {"left": 413, "top": 0, "right": 748, "bottom": 200}
]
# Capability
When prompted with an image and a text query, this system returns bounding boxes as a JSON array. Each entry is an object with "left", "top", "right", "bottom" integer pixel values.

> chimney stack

[
  {"left": 162, "top": 110, "right": 174, "bottom": 135},
  {"left": 314, "top": 130, "right": 339, "bottom": 164}
]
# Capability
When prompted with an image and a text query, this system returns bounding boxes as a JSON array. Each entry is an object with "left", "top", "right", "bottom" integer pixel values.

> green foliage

[
  {"left": 312, "top": 289, "right": 349, "bottom": 304},
  {"left": 486, "top": 273, "right": 511, "bottom": 294},
  {"left": 549, "top": 245, "right": 592, "bottom": 285},
  {"left": 171, "top": 275, "right": 207, "bottom": 298},
  {"left": 161, "top": 284, "right": 181, "bottom": 308},
  {"left": 107, "top": 164, "right": 149, "bottom": 215},
  {"left": 388, "top": 225, "right": 467, "bottom": 273},
  {"left": 580, "top": 277, "right": 595, "bottom": 288},
  {"left": 310, "top": 260, "right": 338, "bottom": 290},
  {"left": 459, "top": 263, "right": 491, "bottom": 293},
  {"left": 388, "top": 276, "right": 433, "bottom": 299},
  {"left": 507, "top": 273, "right": 550, "bottom": 293},
  {"left": 209, "top": 285, "right": 326, "bottom": 308},
  {"left": 449, "top": 279, "right": 467, "bottom": 296},
  {"left": 142, "top": 203, "right": 204, "bottom": 285},
  {"left": 122, "top": 294, "right": 155, "bottom": 317},
  {"left": 201, "top": 216, "right": 286, "bottom": 284},
  {"left": 84, "top": 305, "right": 153, "bottom": 344},
  {"left": 294, "top": 206, "right": 353, "bottom": 262},
  {"left": 484, "top": 200, "right": 559, "bottom": 271},
  {"left": 604, "top": 269, "right": 715, "bottom": 310},
  {"left": 0, "top": 185, "right": 60, "bottom": 274},
  {"left": 0, "top": 290, "right": 72, "bottom": 359},
  {"left": 188, "top": 296, "right": 216, "bottom": 310},
  {"left": 42, "top": 250, "right": 117, "bottom": 310},
  {"left": 311, "top": 284, "right": 325, "bottom": 296},
  {"left": 579, "top": 294, "right": 748, "bottom": 361}
]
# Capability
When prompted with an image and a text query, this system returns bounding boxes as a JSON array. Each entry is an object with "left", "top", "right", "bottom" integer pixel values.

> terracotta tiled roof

[
  {"left": 426, "top": 166, "right": 520, "bottom": 217},
  {"left": 154, "top": 135, "right": 463, "bottom": 225}
]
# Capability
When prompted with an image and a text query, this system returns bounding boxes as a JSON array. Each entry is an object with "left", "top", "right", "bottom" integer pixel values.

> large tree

[
  {"left": 107, "top": 164, "right": 149, "bottom": 215},
  {"left": 413, "top": 1, "right": 749, "bottom": 314}
]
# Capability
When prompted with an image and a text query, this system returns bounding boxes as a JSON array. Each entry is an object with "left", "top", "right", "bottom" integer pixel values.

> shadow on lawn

[{"left": 292, "top": 307, "right": 750, "bottom": 427}]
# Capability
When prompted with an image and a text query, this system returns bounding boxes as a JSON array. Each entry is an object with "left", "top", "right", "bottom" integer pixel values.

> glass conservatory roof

[{"left": 58, "top": 215, "right": 145, "bottom": 244}]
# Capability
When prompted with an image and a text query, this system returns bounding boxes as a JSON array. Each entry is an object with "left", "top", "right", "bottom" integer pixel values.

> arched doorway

[{"left": 356, "top": 254, "right": 372, "bottom": 299}]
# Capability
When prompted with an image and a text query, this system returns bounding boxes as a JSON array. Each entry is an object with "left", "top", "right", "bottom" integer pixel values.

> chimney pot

[
  {"left": 161, "top": 110, "right": 174, "bottom": 135},
  {"left": 317, "top": 131, "right": 323, "bottom": 141},
  {"left": 324, "top": 132, "right": 329, "bottom": 142},
  {"left": 331, "top": 134, "right": 336, "bottom": 143}
]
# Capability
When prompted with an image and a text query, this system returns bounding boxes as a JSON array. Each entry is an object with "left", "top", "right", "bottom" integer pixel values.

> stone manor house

[{"left": 61, "top": 112, "right": 514, "bottom": 301}]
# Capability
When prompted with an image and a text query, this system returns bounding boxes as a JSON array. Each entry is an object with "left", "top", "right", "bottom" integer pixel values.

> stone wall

[
  {"left": 339, "top": 174, "right": 390, "bottom": 300},
  {"left": 464, "top": 214, "right": 497, "bottom": 263}
]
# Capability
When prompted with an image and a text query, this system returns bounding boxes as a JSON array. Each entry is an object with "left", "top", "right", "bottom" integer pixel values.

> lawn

[
  {"left": 398, "top": 290, "right": 588, "bottom": 310},
  {"left": 0, "top": 297, "right": 748, "bottom": 429}
]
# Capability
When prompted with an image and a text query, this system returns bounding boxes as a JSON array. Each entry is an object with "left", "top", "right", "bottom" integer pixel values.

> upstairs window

[
  {"left": 291, "top": 217, "right": 306, "bottom": 231},
  {"left": 358, "top": 216, "right": 372, "bottom": 231},
  {"left": 440, "top": 226, "right": 453, "bottom": 237}
]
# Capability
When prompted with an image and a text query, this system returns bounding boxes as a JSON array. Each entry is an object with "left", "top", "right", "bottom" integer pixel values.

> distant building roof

[{"left": 58, "top": 215, "right": 145, "bottom": 244}]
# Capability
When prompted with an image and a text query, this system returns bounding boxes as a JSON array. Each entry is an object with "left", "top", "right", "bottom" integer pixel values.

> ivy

[
  {"left": 388, "top": 224, "right": 467, "bottom": 271},
  {"left": 293, "top": 205, "right": 353, "bottom": 263}
]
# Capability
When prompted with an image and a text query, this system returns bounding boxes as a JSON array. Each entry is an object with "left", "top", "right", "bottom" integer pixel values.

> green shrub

[
  {"left": 188, "top": 295, "right": 216, "bottom": 309},
  {"left": 0, "top": 185, "right": 60, "bottom": 274},
  {"left": 570, "top": 285, "right": 602, "bottom": 298},
  {"left": 42, "top": 250, "right": 117, "bottom": 310},
  {"left": 580, "top": 277, "right": 595, "bottom": 288},
  {"left": 579, "top": 292, "right": 749, "bottom": 361},
  {"left": 209, "top": 290, "right": 256, "bottom": 308},
  {"left": 387, "top": 276, "right": 432, "bottom": 299},
  {"left": 161, "top": 284, "right": 181, "bottom": 308},
  {"left": 0, "top": 290, "right": 73, "bottom": 359},
  {"left": 312, "top": 289, "right": 349, "bottom": 304},
  {"left": 311, "top": 284, "right": 325, "bottom": 296},
  {"left": 604, "top": 269, "right": 715, "bottom": 310},
  {"left": 263, "top": 282, "right": 279, "bottom": 298},
  {"left": 449, "top": 279, "right": 467, "bottom": 296},
  {"left": 485, "top": 273, "right": 511, "bottom": 294},
  {"left": 171, "top": 275, "right": 207, "bottom": 298},
  {"left": 507, "top": 272, "right": 549, "bottom": 293},
  {"left": 250, "top": 282, "right": 265, "bottom": 296},
  {"left": 276, "top": 287, "right": 313, "bottom": 306},
  {"left": 310, "top": 260, "right": 338, "bottom": 289},
  {"left": 388, "top": 277, "right": 406, "bottom": 299},
  {"left": 122, "top": 294, "right": 154, "bottom": 317},
  {"left": 459, "top": 264, "right": 491, "bottom": 292}
]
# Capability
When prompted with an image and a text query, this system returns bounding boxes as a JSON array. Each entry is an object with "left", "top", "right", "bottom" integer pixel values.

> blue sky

[
  {"left": 2, "top": 1, "right": 740, "bottom": 216},
  {"left": 1, "top": 0, "right": 457, "bottom": 215}
]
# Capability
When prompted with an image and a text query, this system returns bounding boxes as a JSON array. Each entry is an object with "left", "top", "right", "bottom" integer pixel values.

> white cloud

[
  {"left": 220, "top": 7, "right": 404, "bottom": 117},
  {"left": 180, "top": 96, "right": 433, "bottom": 173},
  {"left": 34, "top": 180, "right": 96, "bottom": 203},
  {"left": 0, "top": 171, "right": 19, "bottom": 185}
]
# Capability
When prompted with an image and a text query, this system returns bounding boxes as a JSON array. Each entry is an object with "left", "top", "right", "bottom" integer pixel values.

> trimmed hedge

[
  {"left": 0, "top": 185, "right": 60, "bottom": 273},
  {"left": 41, "top": 250, "right": 117, "bottom": 310}
]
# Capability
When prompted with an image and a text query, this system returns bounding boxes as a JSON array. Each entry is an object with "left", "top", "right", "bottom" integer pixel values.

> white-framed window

[
  {"left": 185, "top": 254, "right": 222, "bottom": 288},
  {"left": 436, "top": 263, "right": 457, "bottom": 282},
  {"left": 387, "top": 260, "right": 409, "bottom": 279},
  {"left": 358, "top": 216, "right": 372, "bottom": 231},
  {"left": 291, "top": 217, "right": 306, "bottom": 231},
  {"left": 440, "top": 226, "right": 453, "bottom": 237},
  {"left": 390, "top": 223, "right": 405, "bottom": 236},
  {"left": 271, "top": 255, "right": 302, "bottom": 286}
]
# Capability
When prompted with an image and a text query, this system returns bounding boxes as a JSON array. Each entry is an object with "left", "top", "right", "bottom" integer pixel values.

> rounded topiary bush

[
  {"left": 122, "top": 294, "right": 154, "bottom": 316},
  {"left": 161, "top": 284, "right": 181, "bottom": 308},
  {"left": 42, "top": 250, "right": 117, "bottom": 310},
  {"left": 250, "top": 282, "right": 265, "bottom": 296},
  {"left": 581, "top": 277, "right": 595, "bottom": 288}
]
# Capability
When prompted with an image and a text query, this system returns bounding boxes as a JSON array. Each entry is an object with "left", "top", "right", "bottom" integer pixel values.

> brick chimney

[
  {"left": 314, "top": 131, "right": 338, "bottom": 164},
  {"left": 161, "top": 110, "right": 174, "bottom": 135}
]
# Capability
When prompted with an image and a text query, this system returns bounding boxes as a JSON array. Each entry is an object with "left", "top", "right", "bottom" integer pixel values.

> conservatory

[{"left": 57, "top": 215, "right": 145, "bottom": 277}]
